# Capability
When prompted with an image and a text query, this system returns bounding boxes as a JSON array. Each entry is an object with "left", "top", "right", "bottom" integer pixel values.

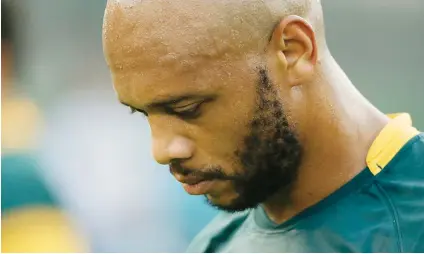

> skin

[{"left": 103, "top": 0, "right": 389, "bottom": 224}]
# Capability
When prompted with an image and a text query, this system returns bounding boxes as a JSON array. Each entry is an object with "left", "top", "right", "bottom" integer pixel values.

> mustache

[{"left": 169, "top": 162, "right": 232, "bottom": 181}]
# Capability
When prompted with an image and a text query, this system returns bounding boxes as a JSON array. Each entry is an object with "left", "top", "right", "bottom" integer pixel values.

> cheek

[
  {"left": 191, "top": 95, "right": 256, "bottom": 171},
  {"left": 191, "top": 118, "right": 249, "bottom": 169}
]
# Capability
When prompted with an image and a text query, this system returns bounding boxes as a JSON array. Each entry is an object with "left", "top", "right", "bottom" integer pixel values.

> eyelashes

[
  {"left": 130, "top": 103, "right": 203, "bottom": 120},
  {"left": 165, "top": 103, "right": 203, "bottom": 120}
]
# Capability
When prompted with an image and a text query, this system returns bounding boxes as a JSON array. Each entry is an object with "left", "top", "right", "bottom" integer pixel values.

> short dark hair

[{"left": 2, "top": 1, "right": 14, "bottom": 43}]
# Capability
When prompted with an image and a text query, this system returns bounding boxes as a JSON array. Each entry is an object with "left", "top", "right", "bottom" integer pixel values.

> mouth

[
  {"left": 181, "top": 180, "right": 215, "bottom": 195},
  {"left": 173, "top": 174, "right": 215, "bottom": 195},
  {"left": 174, "top": 174, "right": 205, "bottom": 185}
]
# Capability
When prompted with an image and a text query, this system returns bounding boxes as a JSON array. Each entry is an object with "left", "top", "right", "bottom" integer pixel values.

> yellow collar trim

[{"left": 366, "top": 113, "right": 419, "bottom": 175}]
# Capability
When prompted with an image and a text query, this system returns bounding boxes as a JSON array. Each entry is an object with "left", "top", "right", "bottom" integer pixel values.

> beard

[
  {"left": 207, "top": 67, "right": 303, "bottom": 212},
  {"left": 170, "top": 67, "right": 303, "bottom": 212}
]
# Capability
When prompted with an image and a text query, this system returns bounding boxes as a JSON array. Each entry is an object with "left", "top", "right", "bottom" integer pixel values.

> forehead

[
  {"left": 103, "top": 0, "right": 273, "bottom": 70},
  {"left": 103, "top": 0, "right": 272, "bottom": 105}
]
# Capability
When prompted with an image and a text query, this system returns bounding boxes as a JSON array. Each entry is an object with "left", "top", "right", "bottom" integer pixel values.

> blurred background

[{"left": 1, "top": 0, "right": 423, "bottom": 252}]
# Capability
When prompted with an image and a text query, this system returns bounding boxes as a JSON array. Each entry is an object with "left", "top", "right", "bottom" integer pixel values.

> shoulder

[
  {"left": 367, "top": 113, "right": 423, "bottom": 179},
  {"left": 186, "top": 210, "right": 250, "bottom": 253},
  {"left": 374, "top": 133, "right": 424, "bottom": 252},
  {"left": 382, "top": 132, "right": 424, "bottom": 177}
]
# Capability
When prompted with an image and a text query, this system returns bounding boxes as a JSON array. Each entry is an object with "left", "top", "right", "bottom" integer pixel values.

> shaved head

[{"left": 103, "top": 0, "right": 326, "bottom": 72}]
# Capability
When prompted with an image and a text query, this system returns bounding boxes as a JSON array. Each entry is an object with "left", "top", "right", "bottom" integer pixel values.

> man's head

[{"left": 103, "top": 0, "right": 326, "bottom": 211}]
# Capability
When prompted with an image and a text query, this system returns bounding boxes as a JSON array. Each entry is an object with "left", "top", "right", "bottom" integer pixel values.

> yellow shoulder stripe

[{"left": 366, "top": 113, "right": 420, "bottom": 175}]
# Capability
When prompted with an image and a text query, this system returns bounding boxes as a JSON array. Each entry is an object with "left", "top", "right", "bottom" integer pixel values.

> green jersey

[{"left": 188, "top": 114, "right": 424, "bottom": 252}]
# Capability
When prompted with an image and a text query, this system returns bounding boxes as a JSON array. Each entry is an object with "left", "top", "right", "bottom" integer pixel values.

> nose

[{"left": 152, "top": 134, "right": 194, "bottom": 165}]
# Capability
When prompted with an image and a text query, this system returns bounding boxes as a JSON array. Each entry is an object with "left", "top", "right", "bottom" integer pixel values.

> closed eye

[
  {"left": 165, "top": 102, "right": 203, "bottom": 120},
  {"left": 125, "top": 96, "right": 215, "bottom": 120}
]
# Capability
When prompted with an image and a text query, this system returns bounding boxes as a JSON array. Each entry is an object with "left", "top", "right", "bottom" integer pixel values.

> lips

[
  {"left": 171, "top": 170, "right": 217, "bottom": 195},
  {"left": 173, "top": 174, "right": 206, "bottom": 185},
  {"left": 170, "top": 164, "right": 207, "bottom": 185}
]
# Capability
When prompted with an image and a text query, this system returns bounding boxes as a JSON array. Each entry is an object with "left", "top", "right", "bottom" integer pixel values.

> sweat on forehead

[
  {"left": 103, "top": 0, "right": 321, "bottom": 69},
  {"left": 104, "top": 1, "right": 272, "bottom": 68}
]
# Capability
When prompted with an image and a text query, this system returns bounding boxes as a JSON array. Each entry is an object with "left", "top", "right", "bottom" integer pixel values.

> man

[{"left": 102, "top": 0, "right": 424, "bottom": 252}]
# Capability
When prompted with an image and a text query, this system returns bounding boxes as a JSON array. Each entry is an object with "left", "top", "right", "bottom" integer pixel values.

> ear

[{"left": 269, "top": 15, "right": 318, "bottom": 87}]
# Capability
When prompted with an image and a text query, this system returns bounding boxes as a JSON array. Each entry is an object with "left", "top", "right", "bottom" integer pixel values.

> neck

[{"left": 263, "top": 54, "right": 389, "bottom": 224}]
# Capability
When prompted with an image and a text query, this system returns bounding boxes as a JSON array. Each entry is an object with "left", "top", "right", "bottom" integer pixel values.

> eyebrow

[{"left": 120, "top": 94, "right": 206, "bottom": 112}]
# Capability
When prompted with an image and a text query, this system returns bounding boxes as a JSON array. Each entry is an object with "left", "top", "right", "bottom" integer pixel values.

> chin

[
  {"left": 205, "top": 192, "right": 257, "bottom": 213},
  {"left": 205, "top": 192, "right": 234, "bottom": 205}
]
